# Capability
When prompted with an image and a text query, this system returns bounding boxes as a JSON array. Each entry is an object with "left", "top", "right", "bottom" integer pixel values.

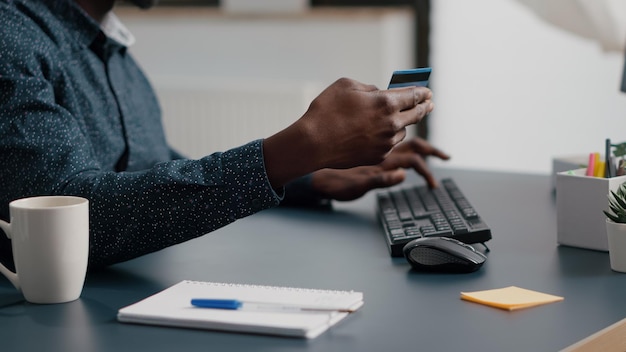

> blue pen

[
  {"left": 190, "top": 299, "right": 354, "bottom": 312},
  {"left": 191, "top": 299, "right": 243, "bottom": 310}
]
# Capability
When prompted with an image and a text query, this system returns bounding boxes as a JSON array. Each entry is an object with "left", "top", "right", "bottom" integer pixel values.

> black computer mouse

[{"left": 402, "top": 237, "right": 487, "bottom": 273}]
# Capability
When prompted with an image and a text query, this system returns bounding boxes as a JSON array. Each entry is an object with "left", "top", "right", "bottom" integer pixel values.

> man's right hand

[{"left": 262, "top": 77, "right": 434, "bottom": 189}]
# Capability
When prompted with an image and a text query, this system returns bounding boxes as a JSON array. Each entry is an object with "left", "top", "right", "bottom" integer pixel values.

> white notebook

[{"left": 117, "top": 280, "right": 364, "bottom": 339}]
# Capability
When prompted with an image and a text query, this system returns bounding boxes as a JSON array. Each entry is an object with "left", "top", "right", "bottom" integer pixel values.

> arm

[
  {"left": 0, "top": 46, "right": 281, "bottom": 270},
  {"left": 0, "top": 92, "right": 281, "bottom": 268}
]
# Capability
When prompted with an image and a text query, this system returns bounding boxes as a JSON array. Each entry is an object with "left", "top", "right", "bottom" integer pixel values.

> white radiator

[{"left": 151, "top": 75, "right": 324, "bottom": 159}]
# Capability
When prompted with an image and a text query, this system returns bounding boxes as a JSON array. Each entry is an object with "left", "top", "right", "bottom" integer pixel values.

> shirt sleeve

[{"left": 0, "top": 73, "right": 283, "bottom": 269}]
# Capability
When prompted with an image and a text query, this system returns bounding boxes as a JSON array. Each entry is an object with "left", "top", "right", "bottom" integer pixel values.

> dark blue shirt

[{"left": 0, "top": 0, "right": 293, "bottom": 268}]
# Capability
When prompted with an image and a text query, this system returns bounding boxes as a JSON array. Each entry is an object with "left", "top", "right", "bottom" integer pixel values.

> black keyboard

[{"left": 376, "top": 178, "right": 492, "bottom": 257}]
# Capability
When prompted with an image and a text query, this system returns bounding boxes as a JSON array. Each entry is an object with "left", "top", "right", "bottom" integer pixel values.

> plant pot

[{"left": 606, "top": 219, "right": 626, "bottom": 272}]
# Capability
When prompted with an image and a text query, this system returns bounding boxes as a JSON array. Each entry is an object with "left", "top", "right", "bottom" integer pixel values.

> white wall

[
  {"left": 120, "top": 2, "right": 626, "bottom": 175},
  {"left": 429, "top": 0, "right": 626, "bottom": 174},
  {"left": 120, "top": 8, "right": 414, "bottom": 90}
]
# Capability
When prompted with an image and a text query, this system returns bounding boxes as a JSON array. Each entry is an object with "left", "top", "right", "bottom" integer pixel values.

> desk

[{"left": 2, "top": 168, "right": 625, "bottom": 351}]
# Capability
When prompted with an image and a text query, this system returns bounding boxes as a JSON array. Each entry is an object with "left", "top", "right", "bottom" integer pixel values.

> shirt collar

[
  {"left": 42, "top": 0, "right": 134, "bottom": 52},
  {"left": 101, "top": 12, "right": 136, "bottom": 47}
]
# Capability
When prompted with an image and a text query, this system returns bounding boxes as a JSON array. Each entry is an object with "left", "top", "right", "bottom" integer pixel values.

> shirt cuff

[{"left": 281, "top": 174, "right": 332, "bottom": 209}]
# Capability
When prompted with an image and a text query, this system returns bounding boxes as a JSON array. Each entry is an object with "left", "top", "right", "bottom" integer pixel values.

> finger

[
  {"left": 413, "top": 86, "right": 432, "bottom": 107},
  {"left": 388, "top": 86, "right": 432, "bottom": 112},
  {"left": 409, "top": 156, "right": 438, "bottom": 188},
  {"left": 403, "top": 138, "right": 451, "bottom": 160},
  {"left": 417, "top": 163, "right": 439, "bottom": 189},
  {"left": 368, "top": 169, "right": 407, "bottom": 189},
  {"left": 395, "top": 99, "right": 434, "bottom": 128},
  {"left": 391, "top": 128, "right": 408, "bottom": 147},
  {"left": 382, "top": 153, "right": 438, "bottom": 189},
  {"left": 427, "top": 146, "right": 450, "bottom": 161}
]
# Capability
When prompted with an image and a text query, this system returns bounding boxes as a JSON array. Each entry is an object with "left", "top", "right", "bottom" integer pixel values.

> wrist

[{"left": 262, "top": 119, "right": 322, "bottom": 188}]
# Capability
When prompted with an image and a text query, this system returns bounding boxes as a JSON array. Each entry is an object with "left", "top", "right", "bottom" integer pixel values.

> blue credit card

[{"left": 388, "top": 67, "right": 431, "bottom": 89}]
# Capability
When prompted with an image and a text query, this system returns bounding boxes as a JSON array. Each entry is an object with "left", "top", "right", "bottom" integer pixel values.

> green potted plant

[
  {"left": 604, "top": 182, "right": 626, "bottom": 272},
  {"left": 604, "top": 182, "right": 626, "bottom": 223}
]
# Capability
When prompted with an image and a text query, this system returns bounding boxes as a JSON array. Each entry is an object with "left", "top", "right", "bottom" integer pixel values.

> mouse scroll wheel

[
  {"left": 409, "top": 248, "right": 466, "bottom": 266},
  {"left": 448, "top": 238, "right": 477, "bottom": 252},
  {"left": 442, "top": 237, "right": 475, "bottom": 251},
  {"left": 463, "top": 243, "right": 477, "bottom": 252}
]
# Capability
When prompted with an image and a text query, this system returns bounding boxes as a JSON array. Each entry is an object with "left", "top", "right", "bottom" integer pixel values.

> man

[{"left": 0, "top": 0, "right": 449, "bottom": 269}]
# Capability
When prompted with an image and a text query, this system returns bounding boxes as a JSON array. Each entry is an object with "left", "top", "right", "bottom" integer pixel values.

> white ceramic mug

[{"left": 0, "top": 196, "right": 89, "bottom": 304}]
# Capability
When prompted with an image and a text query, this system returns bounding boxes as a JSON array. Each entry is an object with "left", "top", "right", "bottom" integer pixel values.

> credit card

[{"left": 388, "top": 67, "right": 431, "bottom": 89}]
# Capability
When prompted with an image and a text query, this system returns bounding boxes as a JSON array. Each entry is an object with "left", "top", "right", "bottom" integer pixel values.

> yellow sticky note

[{"left": 460, "top": 286, "right": 564, "bottom": 311}]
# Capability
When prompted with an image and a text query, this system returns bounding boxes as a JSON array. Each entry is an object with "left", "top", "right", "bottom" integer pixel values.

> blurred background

[{"left": 117, "top": 0, "right": 626, "bottom": 175}]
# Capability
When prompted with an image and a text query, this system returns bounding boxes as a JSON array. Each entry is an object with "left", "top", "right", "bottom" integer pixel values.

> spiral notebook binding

[{"left": 183, "top": 280, "right": 355, "bottom": 295}]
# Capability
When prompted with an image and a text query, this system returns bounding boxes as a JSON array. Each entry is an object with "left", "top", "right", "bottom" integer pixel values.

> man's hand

[
  {"left": 263, "top": 78, "right": 434, "bottom": 189},
  {"left": 310, "top": 137, "right": 450, "bottom": 201}
]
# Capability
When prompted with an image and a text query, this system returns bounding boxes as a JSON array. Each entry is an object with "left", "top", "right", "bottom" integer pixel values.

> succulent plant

[{"left": 604, "top": 182, "right": 626, "bottom": 223}]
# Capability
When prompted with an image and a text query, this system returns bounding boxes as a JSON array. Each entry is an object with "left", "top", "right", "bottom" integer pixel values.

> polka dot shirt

[{"left": 0, "top": 0, "right": 287, "bottom": 269}]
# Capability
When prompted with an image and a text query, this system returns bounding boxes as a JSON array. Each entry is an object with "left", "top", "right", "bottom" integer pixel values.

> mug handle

[{"left": 0, "top": 220, "right": 20, "bottom": 290}]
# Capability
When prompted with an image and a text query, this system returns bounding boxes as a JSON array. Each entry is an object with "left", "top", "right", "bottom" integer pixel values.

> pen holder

[
  {"left": 551, "top": 155, "right": 587, "bottom": 191},
  {"left": 556, "top": 168, "right": 626, "bottom": 251}
]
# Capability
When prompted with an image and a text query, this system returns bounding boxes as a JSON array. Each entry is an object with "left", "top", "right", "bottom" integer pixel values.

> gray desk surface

[{"left": 1, "top": 168, "right": 625, "bottom": 352}]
